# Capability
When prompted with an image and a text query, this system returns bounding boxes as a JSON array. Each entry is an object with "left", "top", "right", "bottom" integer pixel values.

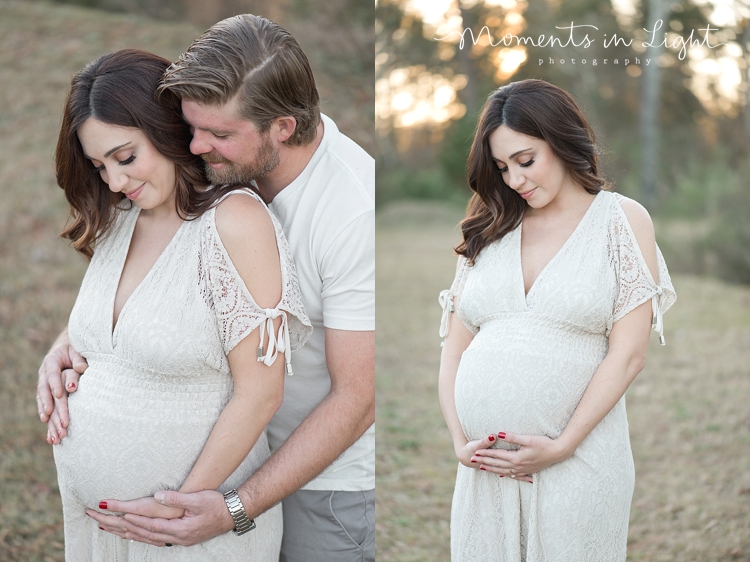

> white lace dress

[
  {"left": 53, "top": 189, "right": 312, "bottom": 561},
  {"left": 439, "top": 191, "right": 676, "bottom": 561}
]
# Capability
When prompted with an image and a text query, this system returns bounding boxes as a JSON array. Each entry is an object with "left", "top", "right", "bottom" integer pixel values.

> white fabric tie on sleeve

[
  {"left": 651, "top": 287, "right": 665, "bottom": 346},
  {"left": 438, "top": 289, "right": 454, "bottom": 344},
  {"left": 257, "top": 309, "right": 294, "bottom": 375}
]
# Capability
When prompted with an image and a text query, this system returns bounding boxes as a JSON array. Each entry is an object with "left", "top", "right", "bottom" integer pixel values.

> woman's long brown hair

[
  {"left": 56, "top": 49, "right": 243, "bottom": 259},
  {"left": 456, "top": 79, "right": 607, "bottom": 264}
]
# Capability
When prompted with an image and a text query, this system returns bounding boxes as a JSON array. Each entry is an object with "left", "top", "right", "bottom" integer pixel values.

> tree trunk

[
  {"left": 743, "top": 18, "right": 750, "bottom": 153},
  {"left": 456, "top": 0, "right": 479, "bottom": 116},
  {"left": 639, "top": 0, "right": 669, "bottom": 208}
]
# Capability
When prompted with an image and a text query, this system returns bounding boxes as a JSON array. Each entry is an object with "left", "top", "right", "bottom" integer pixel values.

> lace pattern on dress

[
  {"left": 609, "top": 194, "right": 676, "bottom": 343},
  {"left": 442, "top": 191, "right": 676, "bottom": 561},
  {"left": 200, "top": 188, "right": 312, "bottom": 372},
  {"left": 439, "top": 255, "right": 476, "bottom": 340}
]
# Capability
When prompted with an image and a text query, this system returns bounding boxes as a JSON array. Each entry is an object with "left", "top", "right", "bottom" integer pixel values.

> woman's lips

[
  {"left": 519, "top": 188, "right": 536, "bottom": 200},
  {"left": 125, "top": 183, "right": 145, "bottom": 200}
]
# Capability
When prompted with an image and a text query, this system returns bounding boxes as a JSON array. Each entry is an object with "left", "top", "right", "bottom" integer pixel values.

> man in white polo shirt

[{"left": 37, "top": 14, "right": 374, "bottom": 561}]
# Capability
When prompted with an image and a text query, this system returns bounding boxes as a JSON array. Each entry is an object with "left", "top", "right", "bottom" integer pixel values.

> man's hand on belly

[{"left": 87, "top": 490, "right": 234, "bottom": 547}]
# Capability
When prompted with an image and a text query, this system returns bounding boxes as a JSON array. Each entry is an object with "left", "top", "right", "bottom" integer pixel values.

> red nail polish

[
  {"left": 499, "top": 475, "right": 504, "bottom": 478},
  {"left": 488, "top": 434, "right": 496, "bottom": 442},
  {"left": 99, "top": 501, "right": 108, "bottom": 510},
  {"left": 68, "top": 382, "right": 76, "bottom": 390},
  {"left": 99, "top": 526, "right": 104, "bottom": 531},
  {"left": 470, "top": 459, "right": 476, "bottom": 463},
  {"left": 480, "top": 467, "right": 486, "bottom": 471},
  {"left": 498, "top": 432, "right": 506, "bottom": 439}
]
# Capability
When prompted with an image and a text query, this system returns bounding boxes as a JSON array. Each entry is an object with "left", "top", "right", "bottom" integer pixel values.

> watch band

[{"left": 223, "top": 489, "right": 256, "bottom": 535}]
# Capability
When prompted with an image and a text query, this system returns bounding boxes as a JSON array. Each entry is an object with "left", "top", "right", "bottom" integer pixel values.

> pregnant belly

[
  {"left": 454, "top": 325, "right": 605, "bottom": 441},
  {"left": 53, "top": 358, "right": 267, "bottom": 509}
]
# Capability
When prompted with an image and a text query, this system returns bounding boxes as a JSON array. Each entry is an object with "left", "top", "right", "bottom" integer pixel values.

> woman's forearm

[
  {"left": 556, "top": 304, "right": 651, "bottom": 457},
  {"left": 439, "top": 351, "right": 468, "bottom": 452},
  {"left": 555, "top": 356, "right": 638, "bottom": 456},
  {"left": 438, "top": 314, "right": 475, "bottom": 453},
  {"left": 179, "top": 384, "right": 283, "bottom": 494}
]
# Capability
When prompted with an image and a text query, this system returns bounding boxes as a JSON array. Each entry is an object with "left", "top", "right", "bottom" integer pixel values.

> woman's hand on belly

[
  {"left": 472, "top": 431, "right": 570, "bottom": 479},
  {"left": 455, "top": 433, "right": 533, "bottom": 484}
]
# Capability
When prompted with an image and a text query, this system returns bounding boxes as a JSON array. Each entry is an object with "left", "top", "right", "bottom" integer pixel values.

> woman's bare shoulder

[
  {"left": 214, "top": 191, "right": 272, "bottom": 236},
  {"left": 613, "top": 193, "right": 654, "bottom": 240},
  {"left": 213, "top": 191, "right": 281, "bottom": 307},
  {"left": 612, "top": 193, "right": 657, "bottom": 276}
]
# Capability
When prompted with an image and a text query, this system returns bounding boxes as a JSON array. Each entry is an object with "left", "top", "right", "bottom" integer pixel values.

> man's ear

[{"left": 272, "top": 116, "right": 297, "bottom": 143}]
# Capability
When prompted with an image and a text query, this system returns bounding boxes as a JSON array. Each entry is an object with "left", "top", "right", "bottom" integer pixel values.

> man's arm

[
  {"left": 93, "top": 327, "right": 375, "bottom": 545},
  {"left": 238, "top": 327, "right": 375, "bottom": 516}
]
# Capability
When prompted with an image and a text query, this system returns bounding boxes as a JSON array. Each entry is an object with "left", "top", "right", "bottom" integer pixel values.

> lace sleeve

[
  {"left": 200, "top": 189, "right": 312, "bottom": 374},
  {"left": 438, "top": 255, "right": 476, "bottom": 342},
  {"left": 609, "top": 198, "right": 676, "bottom": 344}
]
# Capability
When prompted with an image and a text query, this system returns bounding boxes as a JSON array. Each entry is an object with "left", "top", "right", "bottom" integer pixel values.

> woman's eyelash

[
  {"left": 497, "top": 158, "right": 534, "bottom": 172},
  {"left": 92, "top": 154, "right": 135, "bottom": 173}
]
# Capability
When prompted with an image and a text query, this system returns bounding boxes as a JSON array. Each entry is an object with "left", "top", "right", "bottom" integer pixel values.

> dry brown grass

[
  {"left": 376, "top": 201, "right": 750, "bottom": 561},
  {"left": 0, "top": 2, "right": 200, "bottom": 558},
  {"left": 0, "top": 1, "right": 371, "bottom": 559}
]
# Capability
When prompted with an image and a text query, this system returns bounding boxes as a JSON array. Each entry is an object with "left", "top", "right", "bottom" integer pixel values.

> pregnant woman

[
  {"left": 48, "top": 49, "right": 311, "bottom": 560},
  {"left": 438, "top": 79, "right": 675, "bottom": 561}
]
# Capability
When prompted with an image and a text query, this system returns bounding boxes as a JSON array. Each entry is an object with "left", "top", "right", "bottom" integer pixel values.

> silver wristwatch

[{"left": 223, "top": 489, "right": 256, "bottom": 535}]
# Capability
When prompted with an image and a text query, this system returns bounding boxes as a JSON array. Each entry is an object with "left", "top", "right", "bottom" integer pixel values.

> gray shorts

[{"left": 279, "top": 489, "right": 375, "bottom": 562}]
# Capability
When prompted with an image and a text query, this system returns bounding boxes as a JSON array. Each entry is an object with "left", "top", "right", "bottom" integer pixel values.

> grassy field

[
  {"left": 376, "top": 201, "right": 750, "bottom": 561},
  {"left": 0, "top": 1, "right": 371, "bottom": 559}
]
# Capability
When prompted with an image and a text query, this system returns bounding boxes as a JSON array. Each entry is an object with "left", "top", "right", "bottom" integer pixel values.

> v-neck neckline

[
  {"left": 110, "top": 206, "right": 187, "bottom": 346},
  {"left": 519, "top": 190, "right": 603, "bottom": 303}
]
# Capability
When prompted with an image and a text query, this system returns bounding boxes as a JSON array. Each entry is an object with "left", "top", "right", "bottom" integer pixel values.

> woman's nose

[
  {"left": 506, "top": 167, "right": 525, "bottom": 190},
  {"left": 106, "top": 169, "right": 129, "bottom": 193}
]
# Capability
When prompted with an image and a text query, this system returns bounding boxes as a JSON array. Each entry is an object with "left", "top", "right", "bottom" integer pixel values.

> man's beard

[{"left": 202, "top": 133, "right": 280, "bottom": 185}]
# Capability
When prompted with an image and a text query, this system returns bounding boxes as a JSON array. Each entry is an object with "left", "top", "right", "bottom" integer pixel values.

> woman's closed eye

[
  {"left": 92, "top": 154, "right": 135, "bottom": 173},
  {"left": 497, "top": 158, "right": 534, "bottom": 173},
  {"left": 118, "top": 154, "right": 136, "bottom": 166}
]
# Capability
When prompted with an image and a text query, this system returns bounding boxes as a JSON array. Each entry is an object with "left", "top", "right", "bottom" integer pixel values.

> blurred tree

[
  {"left": 377, "top": 0, "right": 745, "bottom": 206},
  {"left": 745, "top": 17, "right": 750, "bottom": 146},
  {"left": 640, "top": 0, "right": 668, "bottom": 207},
  {"left": 376, "top": 0, "right": 750, "bottom": 282}
]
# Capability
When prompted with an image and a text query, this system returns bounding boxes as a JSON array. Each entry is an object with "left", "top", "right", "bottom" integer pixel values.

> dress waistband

[{"left": 82, "top": 352, "right": 229, "bottom": 391}]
